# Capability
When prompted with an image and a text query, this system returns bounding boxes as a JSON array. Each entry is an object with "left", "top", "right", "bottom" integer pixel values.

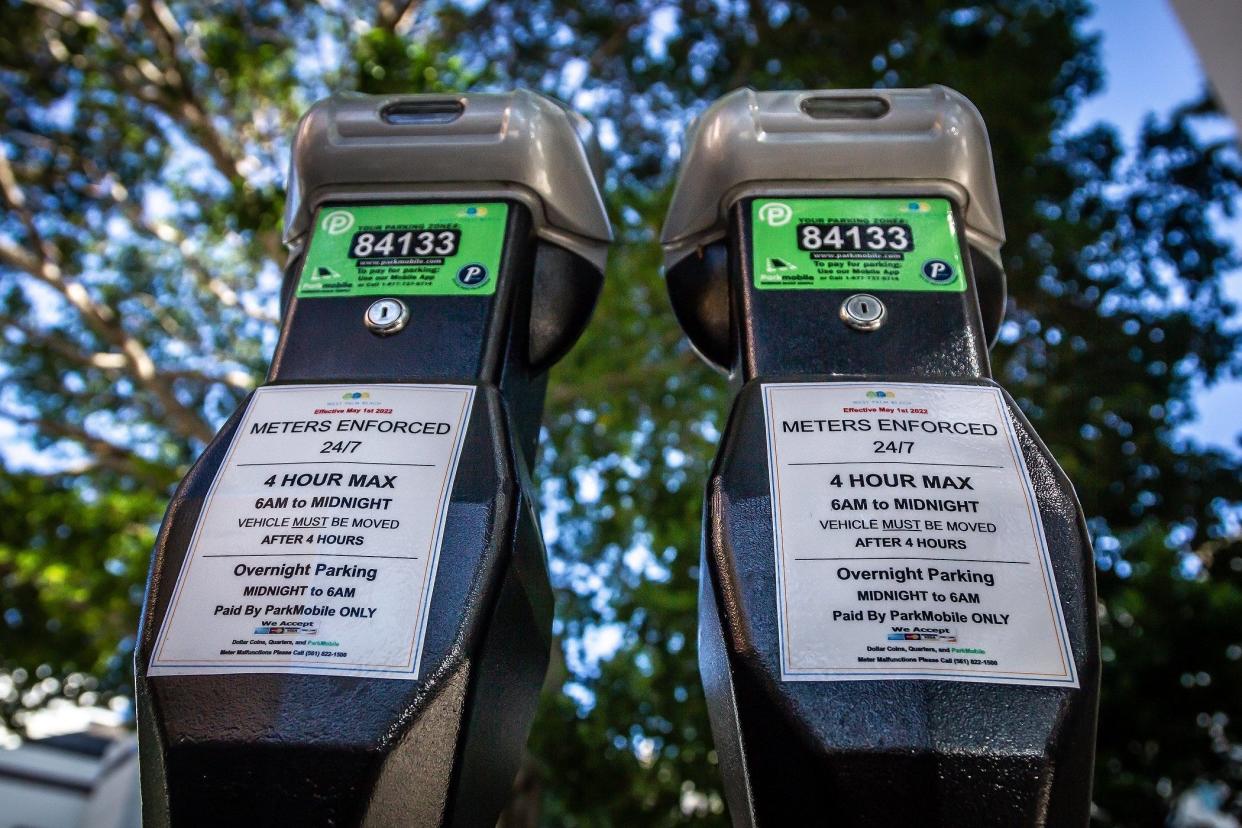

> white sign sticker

[
  {"left": 762, "top": 381, "right": 1077, "bottom": 687},
  {"left": 148, "top": 383, "right": 474, "bottom": 680}
]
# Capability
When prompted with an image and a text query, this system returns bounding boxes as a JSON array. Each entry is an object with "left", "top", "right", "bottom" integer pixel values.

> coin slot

[
  {"left": 800, "top": 96, "right": 889, "bottom": 120},
  {"left": 381, "top": 99, "right": 464, "bottom": 125}
]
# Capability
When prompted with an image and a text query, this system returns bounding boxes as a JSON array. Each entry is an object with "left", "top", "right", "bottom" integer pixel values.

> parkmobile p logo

[
  {"left": 757, "top": 202, "right": 793, "bottom": 227},
  {"left": 321, "top": 210, "right": 355, "bottom": 235}
]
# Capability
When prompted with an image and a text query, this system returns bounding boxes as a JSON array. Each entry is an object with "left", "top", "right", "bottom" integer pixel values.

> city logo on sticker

[
  {"left": 321, "top": 389, "right": 387, "bottom": 408},
  {"left": 457, "top": 205, "right": 489, "bottom": 218},
  {"left": 848, "top": 389, "right": 907, "bottom": 406}
]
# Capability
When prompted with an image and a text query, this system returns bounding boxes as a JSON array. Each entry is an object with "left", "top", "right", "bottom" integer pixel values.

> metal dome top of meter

[
  {"left": 661, "top": 86, "right": 1009, "bottom": 351},
  {"left": 283, "top": 89, "right": 613, "bottom": 272}
]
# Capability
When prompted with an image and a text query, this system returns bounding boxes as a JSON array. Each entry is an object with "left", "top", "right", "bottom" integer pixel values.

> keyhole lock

[
  {"left": 840, "top": 293, "right": 887, "bottom": 332},
  {"left": 364, "top": 297, "right": 410, "bottom": 336}
]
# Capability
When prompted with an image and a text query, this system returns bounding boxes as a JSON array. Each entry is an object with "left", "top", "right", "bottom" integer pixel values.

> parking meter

[
  {"left": 134, "top": 91, "right": 610, "bottom": 826},
  {"left": 662, "top": 87, "right": 1098, "bottom": 825}
]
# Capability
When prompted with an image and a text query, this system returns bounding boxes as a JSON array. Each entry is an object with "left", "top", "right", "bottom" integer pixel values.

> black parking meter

[
  {"left": 134, "top": 91, "right": 610, "bottom": 826},
  {"left": 663, "top": 88, "right": 1098, "bottom": 826}
]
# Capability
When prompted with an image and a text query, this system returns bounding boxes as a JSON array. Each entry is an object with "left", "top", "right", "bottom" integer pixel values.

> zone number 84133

[
  {"left": 349, "top": 228, "right": 461, "bottom": 259},
  {"left": 797, "top": 222, "right": 913, "bottom": 252}
]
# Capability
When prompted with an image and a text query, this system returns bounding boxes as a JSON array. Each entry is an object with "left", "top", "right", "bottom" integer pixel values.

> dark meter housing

[
  {"left": 135, "top": 91, "right": 610, "bottom": 826},
  {"left": 663, "top": 88, "right": 1098, "bottom": 826}
]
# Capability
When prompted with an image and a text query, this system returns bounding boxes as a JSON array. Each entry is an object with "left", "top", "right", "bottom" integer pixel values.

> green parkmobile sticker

[
  {"left": 751, "top": 197, "right": 966, "bottom": 292},
  {"left": 296, "top": 202, "right": 508, "bottom": 298}
]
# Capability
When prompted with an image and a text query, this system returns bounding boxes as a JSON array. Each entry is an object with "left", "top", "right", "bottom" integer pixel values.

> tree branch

[
  {"left": 25, "top": 0, "right": 285, "bottom": 266},
  {"left": 116, "top": 197, "right": 279, "bottom": 327},
  {"left": 136, "top": 0, "right": 245, "bottom": 181},
  {"left": 0, "top": 152, "right": 215, "bottom": 444},
  {"left": 0, "top": 314, "right": 254, "bottom": 392},
  {"left": 7, "top": 127, "right": 277, "bottom": 326},
  {"left": 1, "top": 411, "right": 171, "bottom": 487},
  {"left": 375, "top": 0, "right": 420, "bottom": 34}
]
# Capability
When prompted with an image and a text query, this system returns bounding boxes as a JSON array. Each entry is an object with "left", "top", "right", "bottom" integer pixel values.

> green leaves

[
  {"left": 0, "top": 1, "right": 1239, "bottom": 823},
  {"left": 354, "top": 29, "right": 486, "bottom": 94},
  {"left": 0, "top": 471, "right": 161, "bottom": 689},
  {"left": 530, "top": 197, "right": 727, "bottom": 823}
]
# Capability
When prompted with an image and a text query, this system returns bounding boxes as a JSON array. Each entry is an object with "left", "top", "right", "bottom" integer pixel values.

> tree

[{"left": 1, "top": 1, "right": 1238, "bottom": 825}]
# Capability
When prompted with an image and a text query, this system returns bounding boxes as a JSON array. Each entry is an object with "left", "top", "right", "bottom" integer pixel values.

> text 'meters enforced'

[
  {"left": 149, "top": 383, "right": 474, "bottom": 680},
  {"left": 762, "top": 382, "right": 1077, "bottom": 686}
]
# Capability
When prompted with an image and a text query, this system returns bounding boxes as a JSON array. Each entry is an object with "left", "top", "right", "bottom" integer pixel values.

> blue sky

[
  {"left": 1073, "top": 0, "right": 1206, "bottom": 137},
  {"left": 1074, "top": 0, "right": 1242, "bottom": 452}
]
